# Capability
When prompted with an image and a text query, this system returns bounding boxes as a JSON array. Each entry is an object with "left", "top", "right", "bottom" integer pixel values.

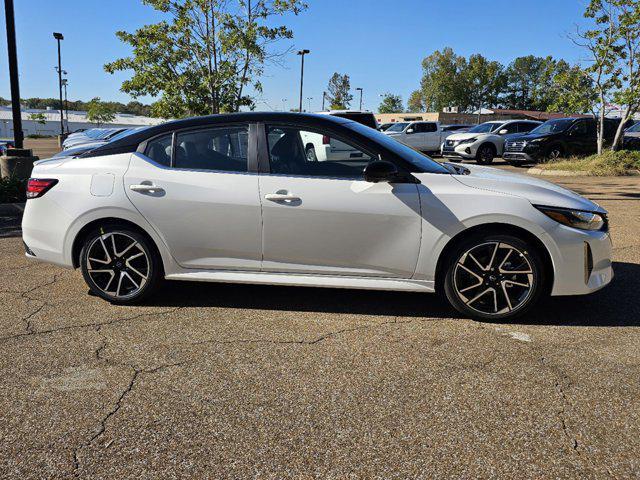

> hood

[
  {"left": 447, "top": 163, "right": 605, "bottom": 213},
  {"left": 445, "top": 131, "right": 493, "bottom": 141},
  {"left": 508, "top": 132, "right": 557, "bottom": 142}
]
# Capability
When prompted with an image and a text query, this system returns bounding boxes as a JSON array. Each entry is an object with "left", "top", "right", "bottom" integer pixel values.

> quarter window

[
  {"left": 266, "top": 125, "right": 374, "bottom": 178},
  {"left": 174, "top": 125, "right": 249, "bottom": 172},
  {"left": 144, "top": 134, "right": 172, "bottom": 167}
]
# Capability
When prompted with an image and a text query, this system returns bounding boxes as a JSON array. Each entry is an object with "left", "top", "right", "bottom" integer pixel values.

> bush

[
  {"left": 541, "top": 150, "right": 640, "bottom": 176},
  {"left": 0, "top": 176, "right": 27, "bottom": 203}
]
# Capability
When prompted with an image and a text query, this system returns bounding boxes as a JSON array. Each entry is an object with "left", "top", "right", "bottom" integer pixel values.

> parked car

[
  {"left": 383, "top": 121, "right": 449, "bottom": 153},
  {"left": 62, "top": 127, "right": 128, "bottom": 150},
  {"left": 52, "top": 128, "right": 145, "bottom": 159},
  {"left": 503, "top": 117, "right": 634, "bottom": 164},
  {"left": 23, "top": 112, "right": 612, "bottom": 321},
  {"left": 302, "top": 111, "right": 378, "bottom": 161},
  {"left": 378, "top": 123, "right": 394, "bottom": 132},
  {"left": 622, "top": 121, "right": 640, "bottom": 150},
  {"left": 441, "top": 120, "right": 542, "bottom": 164},
  {"left": 0, "top": 139, "right": 15, "bottom": 155}
]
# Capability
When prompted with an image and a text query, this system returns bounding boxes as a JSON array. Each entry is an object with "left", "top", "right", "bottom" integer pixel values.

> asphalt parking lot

[{"left": 1, "top": 169, "right": 639, "bottom": 478}]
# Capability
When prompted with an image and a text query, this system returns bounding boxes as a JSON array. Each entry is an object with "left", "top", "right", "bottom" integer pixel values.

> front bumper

[
  {"left": 502, "top": 152, "right": 537, "bottom": 163},
  {"left": 441, "top": 143, "right": 477, "bottom": 159},
  {"left": 545, "top": 227, "right": 613, "bottom": 296}
]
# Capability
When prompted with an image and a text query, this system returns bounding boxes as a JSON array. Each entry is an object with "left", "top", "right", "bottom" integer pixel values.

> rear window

[{"left": 330, "top": 112, "right": 378, "bottom": 129}]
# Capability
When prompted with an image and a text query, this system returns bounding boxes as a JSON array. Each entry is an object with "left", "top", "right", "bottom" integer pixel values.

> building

[{"left": 0, "top": 105, "right": 165, "bottom": 138}]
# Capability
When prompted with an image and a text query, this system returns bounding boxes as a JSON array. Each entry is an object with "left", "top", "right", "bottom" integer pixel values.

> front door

[
  {"left": 259, "top": 124, "right": 422, "bottom": 278},
  {"left": 124, "top": 124, "right": 262, "bottom": 270}
]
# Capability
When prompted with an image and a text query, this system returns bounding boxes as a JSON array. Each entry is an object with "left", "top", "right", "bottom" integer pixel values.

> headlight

[
  {"left": 459, "top": 137, "right": 477, "bottom": 145},
  {"left": 535, "top": 206, "right": 607, "bottom": 231}
]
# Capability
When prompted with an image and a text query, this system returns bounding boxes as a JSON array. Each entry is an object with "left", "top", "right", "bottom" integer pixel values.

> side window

[
  {"left": 570, "top": 121, "right": 588, "bottom": 136},
  {"left": 424, "top": 122, "right": 438, "bottom": 133},
  {"left": 144, "top": 134, "right": 172, "bottom": 166},
  {"left": 174, "top": 125, "right": 249, "bottom": 172},
  {"left": 267, "top": 125, "right": 374, "bottom": 178},
  {"left": 518, "top": 122, "right": 536, "bottom": 133},
  {"left": 502, "top": 123, "right": 519, "bottom": 134}
]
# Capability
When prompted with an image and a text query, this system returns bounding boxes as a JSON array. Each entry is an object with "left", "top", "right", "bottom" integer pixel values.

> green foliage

[
  {"left": 503, "top": 55, "right": 561, "bottom": 111},
  {"left": 418, "top": 47, "right": 468, "bottom": 111},
  {"left": 407, "top": 90, "right": 424, "bottom": 112},
  {"left": 0, "top": 176, "right": 27, "bottom": 203},
  {"left": 18, "top": 97, "right": 152, "bottom": 116},
  {"left": 464, "top": 54, "right": 506, "bottom": 111},
  {"left": 326, "top": 73, "right": 353, "bottom": 110},
  {"left": 105, "top": 0, "right": 307, "bottom": 118},
  {"left": 87, "top": 97, "right": 116, "bottom": 126},
  {"left": 28, "top": 112, "right": 46, "bottom": 124},
  {"left": 542, "top": 150, "right": 640, "bottom": 175},
  {"left": 378, "top": 93, "right": 403, "bottom": 113},
  {"left": 547, "top": 64, "right": 597, "bottom": 114}
]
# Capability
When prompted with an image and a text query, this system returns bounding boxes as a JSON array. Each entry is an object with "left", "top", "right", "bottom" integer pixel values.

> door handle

[
  {"left": 130, "top": 183, "right": 164, "bottom": 194},
  {"left": 265, "top": 193, "right": 301, "bottom": 202}
]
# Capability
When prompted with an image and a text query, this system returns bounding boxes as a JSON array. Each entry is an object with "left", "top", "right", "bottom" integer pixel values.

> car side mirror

[
  {"left": 364, "top": 160, "right": 399, "bottom": 183},
  {"left": 499, "top": 129, "right": 508, "bottom": 135},
  {"left": 406, "top": 128, "right": 414, "bottom": 134}
]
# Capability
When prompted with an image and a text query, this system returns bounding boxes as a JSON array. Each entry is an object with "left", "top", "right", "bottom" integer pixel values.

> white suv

[{"left": 441, "top": 120, "right": 541, "bottom": 164}]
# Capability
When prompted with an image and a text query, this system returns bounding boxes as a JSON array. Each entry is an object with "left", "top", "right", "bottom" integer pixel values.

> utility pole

[
  {"left": 62, "top": 78, "right": 69, "bottom": 129},
  {"left": 322, "top": 91, "right": 327, "bottom": 111},
  {"left": 282, "top": 98, "right": 287, "bottom": 111},
  {"left": 297, "top": 49, "right": 310, "bottom": 113},
  {"left": 356, "top": 87, "right": 363, "bottom": 111},
  {"left": 53, "top": 32, "right": 64, "bottom": 136},
  {"left": 306, "top": 97, "right": 313, "bottom": 112},
  {"left": 4, "top": 0, "right": 24, "bottom": 148}
]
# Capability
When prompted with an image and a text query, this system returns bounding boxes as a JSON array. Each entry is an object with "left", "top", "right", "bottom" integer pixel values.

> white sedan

[{"left": 22, "top": 112, "right": 612, "bottom": 320}]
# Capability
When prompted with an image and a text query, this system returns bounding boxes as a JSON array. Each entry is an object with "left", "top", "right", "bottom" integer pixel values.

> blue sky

[{"left": 1, "top": 0, "right": 591, "bottom": 112}]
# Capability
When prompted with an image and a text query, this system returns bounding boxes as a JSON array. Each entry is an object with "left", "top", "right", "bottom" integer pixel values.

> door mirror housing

[
  {"left": 406, "top": 128, "right": 415, "bottom": 134},
  {"left": 363, "top": 160, "right": 399, "bottom": 183},
  {"left": 499, "top": 129, "right": 508, "bottom": 135}
]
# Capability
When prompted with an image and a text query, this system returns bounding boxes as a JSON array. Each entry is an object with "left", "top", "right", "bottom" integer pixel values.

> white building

[{"left": 0, "top": 105, "right": 165, "bottom": 138}]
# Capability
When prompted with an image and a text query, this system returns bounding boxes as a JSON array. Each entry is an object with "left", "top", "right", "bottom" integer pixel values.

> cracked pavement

[{"left": 0, "top": 172, "right": 639, "bottom": 478}]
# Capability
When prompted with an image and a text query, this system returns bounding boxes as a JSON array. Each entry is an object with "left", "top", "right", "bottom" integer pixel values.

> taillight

[
  {"left": 26, "top": 178, "right": 58, "bottom": 199},
  {"left": 322, "top": 135, "right": 330, "bottom": 145}
]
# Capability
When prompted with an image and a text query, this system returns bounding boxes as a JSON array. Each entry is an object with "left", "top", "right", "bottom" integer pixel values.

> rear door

[{"left": 124, "top": 123, "right": 262, "bottom": 270}]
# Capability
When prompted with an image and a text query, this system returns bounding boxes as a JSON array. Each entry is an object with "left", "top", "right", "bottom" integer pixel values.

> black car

[{"left": 503, "top": 117, "right": 633, "bottom": 164}]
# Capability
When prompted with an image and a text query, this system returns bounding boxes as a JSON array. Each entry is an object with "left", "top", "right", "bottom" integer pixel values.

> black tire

[
  {"left": 545, "top": 145, "right": 563, "bottom": 161},
  {"left": 80, "top": 226, "right": 163, "bottom": 304},
  {"left": 476, "top": 144, "right": 496, "bottom": 164},
  {"left": 443, "top": 233, "right": 546, "bottom": 321},
  {"left": 306, "top": 145, "right": 318, "bottom": 162}
]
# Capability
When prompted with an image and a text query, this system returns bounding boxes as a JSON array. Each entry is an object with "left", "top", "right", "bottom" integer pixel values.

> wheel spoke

[
  {"left": 98, "top": 236, "right": 112, "bottom": 263},
  {"left": 468, "top": 253, "right": 488, "bottom": 272},
  {"left": 500, "top": 281, "right": 513, "bottom": 311},
  {"left": 465, "top": 287, "right": 494, "bottom": 307},
  {"left": 487, "top": 243, "right": 499, "bottom": 269},
  {"left": 503, "top": 279, "right": 530, "bottom": 288},
  {"left": 126, "top": 252, "right": 144, "bottom": 262},
  {"left": 126, "top": 263, "right": 148, "bottom": 280},
  {"left": 115, "top": 272, "right": 124, "bottom": 297},
  {"left": 124, "top": 271, "right": 139, "bottom": 289},
  {"left": 116, "top": 239, "right": 139, "bottom": 257},
  {"left": 88, "top": 257, "right": 110, "bottom": 265},
  {"left": 457, "top": 262, "right": 484, "bottom": 281}
]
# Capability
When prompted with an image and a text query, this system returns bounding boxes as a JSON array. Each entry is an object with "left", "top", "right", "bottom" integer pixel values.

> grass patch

[
  {"left": 540, "top": 150, "right": 640, "bottom": 176},
  {"left": 0, "top": 176, "right": 27, "bottom": 203}
]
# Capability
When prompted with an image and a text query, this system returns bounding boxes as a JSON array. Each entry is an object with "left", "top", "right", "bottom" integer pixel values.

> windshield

[
  {"left": 530, "top": 118, "right": 574, "bottom": 135},
  {"left": 108, "top": 127, "right": 147, "bottom": 142},
  {"left": 467, "top": 122, "right": 502, "bottom": 133},
  {"left": 386, "top": 122, "right": 409, "bottom": 132},
  {"left": 344, "top": 121, "right": 449, "bottom": 174},
  {"left": 626, "top": 122, "right": 640, "bottom": 133}
]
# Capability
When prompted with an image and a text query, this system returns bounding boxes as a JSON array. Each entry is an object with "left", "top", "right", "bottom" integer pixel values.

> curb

[
  {"left": 0, "top": 202, "right": 26, "bottom": 216},
  {"left": 527, "top": 167, "right": 640, "bottom": 177}
]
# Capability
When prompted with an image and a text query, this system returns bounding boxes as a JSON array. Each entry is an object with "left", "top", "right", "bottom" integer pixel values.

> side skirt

[{"left": 165, "top": 270, "right": 435, "bottom": 293}]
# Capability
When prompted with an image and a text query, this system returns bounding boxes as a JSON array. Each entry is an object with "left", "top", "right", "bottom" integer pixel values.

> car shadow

[{"left": 150, "top": 261, "right": 639, "bottom": 327}]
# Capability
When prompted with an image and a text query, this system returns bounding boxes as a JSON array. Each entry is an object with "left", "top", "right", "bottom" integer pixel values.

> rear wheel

[
  {"left": 476, "top": 144, "right": 496, "bottom": 164},
  {"left": 80, "top": 227, "right": 162, "bottom": 304},
  {"left": 443, "top": 233, "right": 545, "bottom": 321},
  {"left": 306, "top": 145, "right": 318, "bottom": 162}
]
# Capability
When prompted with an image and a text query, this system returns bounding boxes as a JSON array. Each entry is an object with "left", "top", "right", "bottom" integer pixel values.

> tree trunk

[
  {"left": 611, "top": 106, "right": 631, "bottom": 151},
  {"left": 597, "top": 92, "right": 606, "bottom": 155}
]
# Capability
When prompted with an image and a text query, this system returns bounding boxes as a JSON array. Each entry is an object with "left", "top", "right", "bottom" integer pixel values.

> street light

[
  {"left": 322, "top": 91, "right": 327, "bottom": 111},
  {"left": 61, "top": 77, "right": 69, "bottom": 129},
  {"left": 296, "top": 49, "right": 310, "bottom": 113},
  {"left": 356, "top": 87, "right": 363, "bottom": 111},
  {"left": 282, "top": 98, "right": 287, "bottom": 111},
  {"left": 4, "top": 0, "right": 24, "bottom": 149},
  {"left": 306, "top": 97, "right": 313, "bottom": 112},
  {"left": 53, "top": 32, "right": 64, "bottom": 136}
]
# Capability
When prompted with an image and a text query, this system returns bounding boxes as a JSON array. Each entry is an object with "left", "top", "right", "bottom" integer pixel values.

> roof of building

[
  {"left": 488, "top": 109, "right": 592, "bottom": 120},
  {"left": 0, "top": 105, "right": 165, "bottom": 126}
]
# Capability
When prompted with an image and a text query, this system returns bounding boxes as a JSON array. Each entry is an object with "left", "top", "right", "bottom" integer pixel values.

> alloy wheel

[
  {"left": 547, "top": 148, "right": 562, "bottom": 160},
  {"left": 453, "top": 241, "right": 534, "bottom": 315},
  {"left": 478, "top": 146, "right": 494, "bottom": 163},
  {"left": 85, "top": 232, "right": 150, "bottom": 299}
]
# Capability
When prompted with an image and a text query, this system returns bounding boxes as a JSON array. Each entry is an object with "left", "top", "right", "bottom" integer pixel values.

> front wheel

[
  {"left": 476, "top": 144, "right": 496, "bottom": 164},
  {"left": 443, "top": 233, "right": 546, "bottom": 321},
  {"left": 80, "top": 226, "right": 163, "bottom": 304}
]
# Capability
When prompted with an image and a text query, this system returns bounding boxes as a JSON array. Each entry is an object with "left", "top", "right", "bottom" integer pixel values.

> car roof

[{"left": 82, "top": 112, "right": 354, "bottom": 157}]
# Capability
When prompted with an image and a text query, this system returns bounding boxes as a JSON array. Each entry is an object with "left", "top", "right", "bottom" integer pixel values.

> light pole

[
  {"left": 62, "top": 78, "right": 69, "bottom": 130},
  {"left": 297, "top": 49, "right": 310, "bottom": 113},
  {"left": 356, "top": 87, "right": 363, "bottom": 111},
  {"left": 4, "top": 0, "right": 24, "bottom": 148},
  {"left": 282, "top": 98, "right": 287, "bottom": 111},
  {"left": 306, "top": 97, "right": 313, "bottom": 112},
  {"left": 53, "top": 32, "right": 64, "bottom": 136},
  {"left": 322, "top": 91, "right": 327, "bottom": 111}
]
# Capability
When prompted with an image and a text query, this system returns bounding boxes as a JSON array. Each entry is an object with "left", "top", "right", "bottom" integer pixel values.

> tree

[
  {"left": 547, "top": 64, "right": 598, "bottom": 114},
  {"left": 326, "top": 73, "right": 352, "bottom": 110},
  {"left": 571, "top": 0, "right": 623, "bottom": 154},
  {"left": 462, "top": 54, "right": 505, "bottom": 117},
  {"left": 105, "top": 0, "right": 307, "bottom": 118},
  {"left": 418, "top": 47, "right": 468, "bottom": 111},
  {"left": 28, "top": 112, "right": 47, "bottom": 135},
  {"left": 610, "top": 0, "right": 640, "bottom": 150},
  {"left": 503, "top": 55, "right": 561, "bottom": 110},
  {"left": 378, "top": 93, "right": 403, "bottom": 113},
  {"left": 407, "top": 90, "right": 425, "bottom": 112},
  {"left": 87, "top": 97, "right": 116, "bottom": 126}
]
